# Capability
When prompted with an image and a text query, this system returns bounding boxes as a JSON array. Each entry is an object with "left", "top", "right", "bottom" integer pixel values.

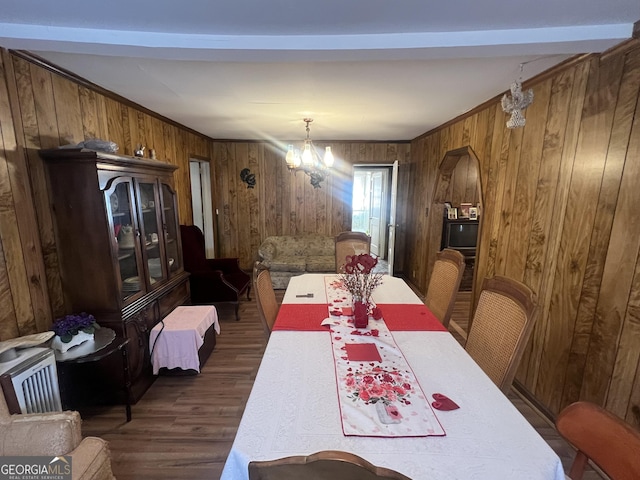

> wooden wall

[
  {"left": 0, "top": 49, "right": 210, "bottom": 337},
  {"left": 3, "top": 37, "right": 640, "bottom": 425},
  {"left": 211, "top": 141, "right": 411, "bottom": 271},
  {"left": 0, "top": 48, "right": 411, "bottom": 339},
  {"left": 406, "top": 38, "right": 640, "bottom": 422}
]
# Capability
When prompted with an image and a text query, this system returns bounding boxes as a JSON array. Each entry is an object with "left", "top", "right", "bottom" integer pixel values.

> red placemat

[
  {"left": 272, "top": 304, "right": 329, "bottom": 331},
  {"left": 377, "top": 304, "right": 446, "bottom": 331},
  {"left": 344, "top": 343, "right": 382, "bottom": 362}
]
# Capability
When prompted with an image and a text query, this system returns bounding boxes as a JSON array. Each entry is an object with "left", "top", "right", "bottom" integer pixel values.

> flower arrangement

[
  {"left": 51, "top": 312, "right": 98, "bottom": 343},
  {"left": 345, "top": 366, "right": 414, "bottom": 406},
  {"left": 338, "top": 253, "right": 384, "bottom": 304}
]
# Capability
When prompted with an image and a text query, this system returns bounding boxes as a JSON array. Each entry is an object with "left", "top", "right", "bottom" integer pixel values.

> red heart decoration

[{"left": 431, "top": 393, "right": 460, "bottom": 411}]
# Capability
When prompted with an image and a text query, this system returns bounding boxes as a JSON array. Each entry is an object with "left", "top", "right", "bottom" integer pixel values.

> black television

[{"left": 442, "top": 220, "right": 479, "bottom": 251}]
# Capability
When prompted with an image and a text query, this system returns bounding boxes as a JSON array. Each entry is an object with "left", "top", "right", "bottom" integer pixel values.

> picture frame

[
  {"left": 469, "top": 207, "right": 478, "bottom": 220},
  {"left": 447, "top": 207, "right": 458, "bottom": 220},
  {"left": 459, "top": 202, "right": 472, "bottom": 218}
]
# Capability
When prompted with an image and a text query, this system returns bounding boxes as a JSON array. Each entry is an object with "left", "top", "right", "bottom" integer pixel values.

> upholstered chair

[
  {"left": 424, "top": 248, "right": 466, "bottom": 328},
  {"left": 180, "top": 225, "right": 251, "bottom": 320},
  {"left": 0, "top": 393, "right": 115, "bottom": 479}
]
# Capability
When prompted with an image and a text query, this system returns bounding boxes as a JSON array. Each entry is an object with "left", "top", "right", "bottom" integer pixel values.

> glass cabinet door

[
  {"left": 138, "top": 181, "right": 165, "bottom": 287},
  {"left": 162, "top": 183, "right": 182, "bottom": 276},
  {"left": 108, "top": 180, "right": 142, "bottom": 301}
]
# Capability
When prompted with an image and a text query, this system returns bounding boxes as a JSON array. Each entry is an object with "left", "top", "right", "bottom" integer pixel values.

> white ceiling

[{"left": 0, "top": 1, "right": 637, "bottom": 141}]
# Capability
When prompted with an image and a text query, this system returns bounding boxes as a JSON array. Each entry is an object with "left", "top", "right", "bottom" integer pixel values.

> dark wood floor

[{"left": 81, "top": 287, "right": 601, "bottom": 479}]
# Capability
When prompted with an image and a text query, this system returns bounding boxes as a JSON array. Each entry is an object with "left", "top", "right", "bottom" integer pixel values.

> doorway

[
  {"left": 430, "top": 146, "right": 483, "bottom": 338},
  {"left": 189, "top": 159, "right": 215, "bottom": 258},
  {"left": 351, "top": 167, "right": 391, "bottom": 258}
]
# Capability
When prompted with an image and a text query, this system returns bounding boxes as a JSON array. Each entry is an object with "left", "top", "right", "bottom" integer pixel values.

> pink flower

[
  {"left": 346, "top": 366, "right": 413, "bottom": 408},
  {"left": 370, "top": 384, "right": 386, "bottom": 397},
  {"left": 393, "top": 386, "right": 406, "bottom": 395}
]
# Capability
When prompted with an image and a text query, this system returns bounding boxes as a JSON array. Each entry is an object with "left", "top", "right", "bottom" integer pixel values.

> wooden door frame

[{"left": 428, "top": 146, "right": 484, "bottom": 332}]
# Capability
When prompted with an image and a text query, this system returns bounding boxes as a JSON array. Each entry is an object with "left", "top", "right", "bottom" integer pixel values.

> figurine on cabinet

[{"left": 134, "top": 144, "right": 145, "bottom": 157}]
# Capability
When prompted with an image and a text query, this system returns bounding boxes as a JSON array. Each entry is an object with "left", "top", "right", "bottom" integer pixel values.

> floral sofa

[{"left": 257, "top": 235, "right": 336, "bottom": 289}]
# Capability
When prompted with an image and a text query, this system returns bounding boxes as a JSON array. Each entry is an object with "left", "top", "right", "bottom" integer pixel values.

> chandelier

[{"left": 285, "top": 118, "right": 334, "bottom": 188}]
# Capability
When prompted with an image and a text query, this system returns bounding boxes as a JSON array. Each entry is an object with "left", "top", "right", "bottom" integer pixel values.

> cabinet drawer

[{"left": 158, "top": 279, "right": 190, "bottom": 318}]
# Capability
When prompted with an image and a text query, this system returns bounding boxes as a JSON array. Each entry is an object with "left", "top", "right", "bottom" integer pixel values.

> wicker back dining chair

[
  {"left": 254, "top": 263, "right": 278, "bottom": 337},
  {"left": 556, "top": 401, "right": 640, "bottom": 480},
  {"left": 464, "top": 275, "right": 537, "bottom": 393},
  {"left": 424, "top": 248, "right": 466, "bottom": 328},
  {"left": 248, "top": 450, "right": 411, "bottom": 480},
  {"left": 335, "top": 231, "right": 371, "bottom": 273}
]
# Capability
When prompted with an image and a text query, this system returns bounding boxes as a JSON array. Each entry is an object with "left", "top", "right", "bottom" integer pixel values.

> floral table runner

[{"left": 325, "top": 277, "right": 446, "bottom": 437}]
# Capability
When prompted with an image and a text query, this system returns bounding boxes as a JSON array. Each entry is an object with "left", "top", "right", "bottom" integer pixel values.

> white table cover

[
  {"left": 221, "top": 274, "right": 565, "bottom": 480},
  {"left": 149, "top": 305, "right": 219, "bottom": 374},
  {"left": 283, "top": 274, "right": 424, "bottom": 305}
]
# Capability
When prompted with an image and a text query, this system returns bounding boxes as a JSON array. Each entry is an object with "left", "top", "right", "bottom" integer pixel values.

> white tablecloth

[
  {"left": 282, "top": 274, "right": 424, "bottom": 305},
  {"left": 149, "top": 305, "right": 219, "bottom": 374},
  {"left": 221, "top": 274, "right": 565, "bottom": 480}
]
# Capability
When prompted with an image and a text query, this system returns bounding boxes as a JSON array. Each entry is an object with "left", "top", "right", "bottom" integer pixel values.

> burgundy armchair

[{"left": 180, "top": 225, "right": 251, "bottom": 320}]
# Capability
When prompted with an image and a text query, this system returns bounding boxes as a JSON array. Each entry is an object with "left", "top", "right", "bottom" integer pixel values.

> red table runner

[
  {"left": 272, "top": 303, "right": 446, "bottom": 332},
  {"left": 377, "top": 304, "right": 446, "bottom": 332},
  {"left": 272, "top": 304, "right": 328, "bottom": 331}
]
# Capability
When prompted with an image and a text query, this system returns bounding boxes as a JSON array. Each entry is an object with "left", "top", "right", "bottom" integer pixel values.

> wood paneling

[
  {"left": 0, "top": 48, "right": 210, "bottom": 339},
  {"left": 0, "top": 50, "right": 51, "bottom": 336},
  {"left": 406, "top": 40, "right": 640, "bottom": 421},
  {"left": 211, "top": 140, "right": 410, "bottom": 271},
  {"left": 2, "top": 37, "right": 640, "bottom": 427}
]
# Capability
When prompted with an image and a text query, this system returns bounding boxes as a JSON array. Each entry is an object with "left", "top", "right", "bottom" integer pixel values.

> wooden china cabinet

[{"left": 40, "top": 148, "right": 190, "bottom": 404}]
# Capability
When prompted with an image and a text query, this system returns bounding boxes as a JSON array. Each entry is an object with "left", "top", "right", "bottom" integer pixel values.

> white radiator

[{"left": 0, "top": 347, "right": 62, "bottom": 414}]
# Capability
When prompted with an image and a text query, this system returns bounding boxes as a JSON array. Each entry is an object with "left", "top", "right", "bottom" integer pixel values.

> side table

[{"left": 55, "top": 327, "right": 132, "bottom": 422}]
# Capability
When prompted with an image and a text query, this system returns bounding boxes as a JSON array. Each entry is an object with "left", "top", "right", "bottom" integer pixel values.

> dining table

[{"left": 221, "top": 273, "right": 566, "bottom": 480}]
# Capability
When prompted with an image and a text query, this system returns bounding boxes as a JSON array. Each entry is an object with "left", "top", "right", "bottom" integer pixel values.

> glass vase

[
  {"left": 354, "top": 297, "right": 369, "bottom": 328},
  {"left": 375, "top": 401, "right": 402, "bottom": 424}
]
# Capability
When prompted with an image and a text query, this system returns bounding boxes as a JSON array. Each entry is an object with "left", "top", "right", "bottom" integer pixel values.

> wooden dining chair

[
  {"left": 424, "top": 248, "right": 466, "bottom": 328},
  {"left": 255, "top": 264, "right": 278, "bottom": 336},
  {"left": 335, "top": 231, "right": 371, "bottom": 273},
  {"left": 556, "top": 401, "right": 640, "bottom": 480},
  {"left": 248, "top": 450, "right": 412, "bottom": 480},
  {"left": 464, "top": 275, "right": 537, "bottom": 393}
]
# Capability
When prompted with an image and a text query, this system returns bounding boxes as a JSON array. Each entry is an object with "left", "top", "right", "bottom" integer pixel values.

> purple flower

[{"left": 51, "top": 312, "right": 97, "bottom": 342}]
